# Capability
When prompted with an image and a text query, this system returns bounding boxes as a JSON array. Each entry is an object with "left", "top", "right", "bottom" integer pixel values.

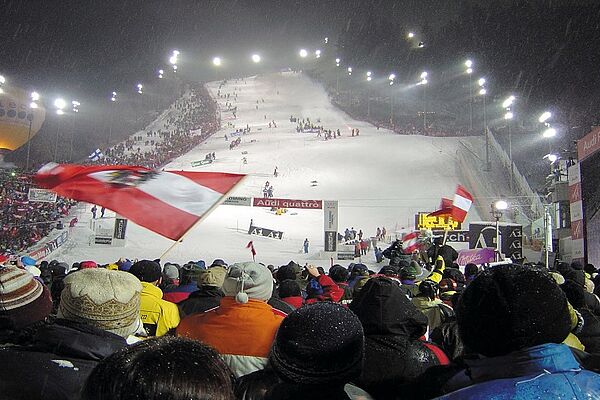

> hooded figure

[{"left": 350, "top": 277, "right": 449, "bottom": 398}]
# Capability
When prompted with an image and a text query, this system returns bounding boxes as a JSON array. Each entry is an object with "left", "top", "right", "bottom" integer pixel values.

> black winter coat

[
  {"left": 0, "top": 319, "right": 128, "bottom": 400},
  {"left": 349, "top": 277, "right": 448, "bottom": 399},
  {"left": 177, "top": 286, "right": 224, "bottom": 317}
]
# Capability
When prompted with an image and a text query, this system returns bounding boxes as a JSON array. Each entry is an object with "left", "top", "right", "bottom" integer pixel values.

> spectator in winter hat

[
  {"left": 163, "top": 263, "right": 204, "bottom": 304},
  {"left": 160, "top": 262, "right": 180, "bottom": 291},
  {"left": 79, "top": 260, "right": 98, "bottom": 269},
  {"left": 129, "top": 260, "right": 180, "bottom": 337},
  {"left": 82, "top": 336, "right": 235, "bottom": 400},
  {"left": 0, "top": 268, "right": 142, "bottom": 400},
  {"left": 350, "top": 277, "right": 449, "bottom": 398},
  {"left": 438, "top": 264, "right": 600, "bottom": 399},
  {"left": 178, "top": 266, "right": 227, "bottom": 317},
  {"left": 116, "top": 258, "right": 133, "bottom": 272},
  {"left": 278, "top": 279, "right": 303, "bottom": 309},
  {"left": 0, "top": 265, "right": 53, "bottom": 334},
  {"left": 412, "top": 280, "right": 454, "bottom": 333},
  {"left": 464, "top": 263, "right": 479, "bottom": 285},
  {"left": 210, "top": 258, "right": 228, "bottom": 268},
  {"left": 267, "top": 302, "right": 367, "bottom": 400},
  {"left": 178, "top": 262, "right": 283, "bottom": 377},
  {"left": 304, "top": 265, "right": 344, "bottom": 304},
  {"left": 329, "top": 264, "right": 353, "bottom": 304}
]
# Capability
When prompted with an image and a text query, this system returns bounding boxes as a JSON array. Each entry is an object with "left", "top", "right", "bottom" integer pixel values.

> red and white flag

[
  {"left": 427, "top": 197, "right": 453, "bottom": 217},
  {"left": 402, "top": 231, "right": 421, "bottom": 253},
  {"left": 34, "top": 163, "right": 245, "bottom": 241},
  {"left": 451, "top": 185, "right": 473, "bottom": 223},
  {"left": 246, "top": 241, "right": 256, "bottom": 259}
]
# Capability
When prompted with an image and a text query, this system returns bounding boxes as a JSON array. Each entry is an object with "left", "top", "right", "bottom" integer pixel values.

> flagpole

[{"left": 159, "top": 175, "right": 247, "bottom": 260}]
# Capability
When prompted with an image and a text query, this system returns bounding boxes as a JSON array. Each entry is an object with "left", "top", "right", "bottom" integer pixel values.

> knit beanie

[
  {"left": 457, "top": 264, "right": 571, "bottom": 357},
  {"left": 198, "top": 266, "right": 227, "bottom": 287},
  {"left": 275, "top": 265, "right": 296, "bottom": 282},
  {"left": 117, "top": 259, "right": 133, "bottom": 272},
  {"left": 163, "top": 263, "right": 180, "bottom": 280},
  {"left": 270, "top": 302, "right": 364, "bottom": 385},
  {"left": 58, "top": 268, "right": 143, "bottom": 338},
  {"left": 129, "top": 260, "right": 162, "bottom": 282},
  {"left": 329, "top": 265, "right": 349, "bottom": 283},
  {"left": 0, "top": 265, "right": 53, "bottom": 330},
  {"left": 79, "top": 260, "right": 98, "bottom": 269},
  {"left": 222, "top": 262, "right": 273, "bottom": 303},
  {"left": 278, "top": 279, "right": 301, "bottom": 298}
]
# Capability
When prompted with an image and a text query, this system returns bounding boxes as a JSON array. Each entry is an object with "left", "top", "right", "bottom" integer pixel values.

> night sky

[{"left": 0, "top": 0, "right": 463, "bottom": 96}]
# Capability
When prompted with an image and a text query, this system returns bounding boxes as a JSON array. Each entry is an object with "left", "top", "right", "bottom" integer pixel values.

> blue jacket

[{"left": 436, "top": 343, "right": 600, "bottom": 399}]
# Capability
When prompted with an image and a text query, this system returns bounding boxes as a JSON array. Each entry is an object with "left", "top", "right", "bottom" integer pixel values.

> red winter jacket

[{"left": 281, "top": 296, "right": 304, "bottom": 309}]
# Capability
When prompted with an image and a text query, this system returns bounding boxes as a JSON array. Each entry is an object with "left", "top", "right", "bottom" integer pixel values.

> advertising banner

[
  {"left": 249, "top": 225, "right": 284, "bottom": 240},
  {"left": 469, "top": 222, "right": 523, "bottom": 260},
  {"left": 457, "top": 248, "right": 496, "bottom": 266},
  {"left": 416, "top": 212, "right": 461, "bottom": 230},
  {"left": 223, "top": 196, "right": 252, "bottom": 206},
  {"left": 253, "top": 197, "right": 322, "bottom": 209},
  {"left": 323, "top": 200, "right": 338, "bottom": 252},
  {"left": 28, "top": 188, "right": 57, "bottom": 203}
]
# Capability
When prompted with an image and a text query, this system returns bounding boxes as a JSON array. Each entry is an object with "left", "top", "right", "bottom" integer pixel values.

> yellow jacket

[{"left": 139, "top": 282, "right": 180, "bottom": 336}]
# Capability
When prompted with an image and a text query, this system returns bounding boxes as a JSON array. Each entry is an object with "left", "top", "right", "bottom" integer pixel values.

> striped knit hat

[{"left": 0, "top": 265, "right": 53, "bottom": 330}]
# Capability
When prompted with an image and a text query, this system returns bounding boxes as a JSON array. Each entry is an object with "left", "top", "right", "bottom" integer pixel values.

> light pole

[
  {"left": 418, "top": 72, "right": 428, "bottom": 131},
  {"left": 503, "top": 95, "right": 515, "bottom": 191},
  {"left": 465, "top": 60, "right": 473, "bottom": 130},
  {"left": 69, "top": 101, "right": 80, "bottom": 161},
  {"left": 366, "top": 71, "right": 372, "bottom": 118},
  {"left": 108, "top": 92, "right": 117, "bottom": 145},
  {"left": 388, "top": 73, "right": 396, "bottom": 126},
  {"left": 335, "top": 58, "right": 340, "bottom": 92},
  {"left": 491, "top": 200, "right": 508, "bottom": 261},
  {"left": 478, "top": 78, "right": 489, "bottom": 170},
  {"left": 26, "top": 91, "right": 39, "bottom": 170},
  {"left": 53, "top": 98, "right": 66, "bottom": 162}
]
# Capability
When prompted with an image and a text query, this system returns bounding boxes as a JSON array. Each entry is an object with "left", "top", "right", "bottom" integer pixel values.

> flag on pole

[
  {"left": 246, "top": 241, "right": 256, "bottom": 259},
  {"left": 402, "top": 231, "right": 421, "bottom": 253},
  {"left": 34, "top": 163, "right": 245, "bottom": 241},
  {"left": 451, "top": 185, "right": 473, "bottom": 223},
  {"left": 88, "top": 149, "right": 104, "bottom": 161},
  {"left": 427, "top": 197, "right": 453, "bottom": 217}
]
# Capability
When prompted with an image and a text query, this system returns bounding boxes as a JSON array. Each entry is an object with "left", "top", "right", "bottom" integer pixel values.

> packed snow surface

[{"left": 53, "top": 71, "right": 479, "bottom": 267}]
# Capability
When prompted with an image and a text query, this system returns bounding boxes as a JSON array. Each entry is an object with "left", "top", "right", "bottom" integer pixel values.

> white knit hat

[{"left": 222, "top": 262, "right": 273, "bottom": 303}]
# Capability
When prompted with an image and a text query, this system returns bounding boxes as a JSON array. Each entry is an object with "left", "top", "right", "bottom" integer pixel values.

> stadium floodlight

[
  {"left": 494, "top": 200, "right": 508, "bottom": 211},
  {"left": 479, "top": 88, "right": 487, "bottom": 95},
  {"left": 478, "top": 78, "right": 486, "bottom": 87},
  {"left": 172, "top": 50, "right": 179, "bottom": 56},
  {"left": 543, "top": 127, "right": 557, "bottom": 138},
  {"left": 335, "top": 57, "right": 340, "bottom": 64},
  {"left": 347, "top": 67, "right": 352, "bottom": 76},
  {"left": 465, "top": 59, "right": 473, "bottom": 68},
  {"left": 466, "top": 68, "right": 473, "bottom": 74},
  {"left": 539, "top": 111, "right": 552, "bottom": 123},
  {"left": 324, "top": 37, "right": 329, "bottom": 43},
  {"left": 169, "top": 56, "right": 177, "bottom": 65},
  {"left": 173, "top": 65, "right": 178, "bottom": 71},
  {"left": 0, "top": 75, "right": 5, "bottom": 84},
  {"left": 544, "top": 154, "right": 559, "bottom": 163},
  {"left": 111, "top": 91, "right": 117, "bottom": 102},
  {"left": 56, "top": 109, "right": 65, "bottom": 115},
  {"left": 367, "top": 71, "right": 372, "bottom": 77},
  {"left": 408, "top": 32, "right": 415, "bottom": 38},
  {"left": 315, "top": 49, "right": 321, "bottom": 58},
  {"left": 137, "top": 83, "right": 143, "bottom": 94},
  {"left": 29, "top": 102, "right": 38, "bottom": 109},
  {"left": 504, "top": 111, "right": 514, "bottom": 120},
  {"left": 212, "top": 57, "right": 222, "bottom": 66},
  {"left": 502, "top": 96, "right": 515, "bottom": 108},
  {"left": 31, "top": 91, "right": 40, "bottom": 101},
  {"left": 299, "top": 49, "right": 308, "bottom": 58},
  {"left": 388, "top": 73, "right": 396, "bottom": 81},
  {"left": 418, "top": 41, "right": 425, "bottom": 48},
  {"left": 72, "top": 100, "right": 80, "bottom": 113},
  {"left": 252, "top": 54, "right": 261, "bottom": 63},
  {"left": 54, "top": 98, "right": 66, "bottom": 110},
  {"left": 420, "top": 71, "right": 428, "bottom": 79}
]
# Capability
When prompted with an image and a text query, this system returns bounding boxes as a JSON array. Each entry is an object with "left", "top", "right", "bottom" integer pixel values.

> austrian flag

[
  {"left": 451, "top": 185, "right": 473, "bottom": 223},
  {"left": 34, "top": 164, "right": 245, "bottom": 241}
]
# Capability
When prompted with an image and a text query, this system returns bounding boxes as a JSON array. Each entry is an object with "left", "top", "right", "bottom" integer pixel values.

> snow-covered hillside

[{"left": 53, "top": 71, "right": 479, "bottom": 267}]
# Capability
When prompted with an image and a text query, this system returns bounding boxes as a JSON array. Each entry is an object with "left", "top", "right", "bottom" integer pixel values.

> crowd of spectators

[
  {"left": 0, "top": 169, "right": 75, "bottom": 255},
  {"left": 2, "top": 240, "right": 600, "bottom": 399},
  {"left": 99, "top": 83, "right": 220, "bottom": 169}
]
